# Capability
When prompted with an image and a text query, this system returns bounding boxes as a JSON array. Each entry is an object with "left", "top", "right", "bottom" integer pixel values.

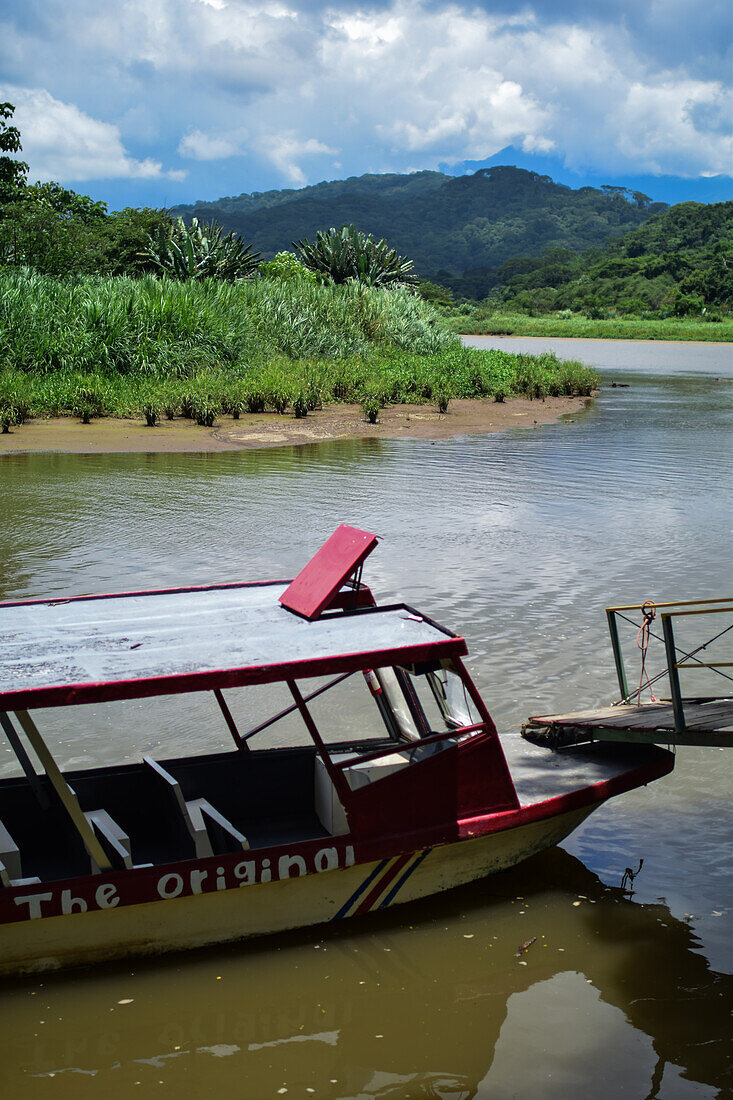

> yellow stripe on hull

[{"left": 0, "top": 806, "right": 592, "bottom": 975}]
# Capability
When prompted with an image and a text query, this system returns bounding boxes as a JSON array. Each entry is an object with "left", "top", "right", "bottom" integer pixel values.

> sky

[{"left": 1, "top": 0, "right": 731, "bottom": 210}]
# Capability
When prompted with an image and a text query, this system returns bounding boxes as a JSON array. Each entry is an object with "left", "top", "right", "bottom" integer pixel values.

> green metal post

[
  {"left": 662, "top": 613, "right": 686, "bottom": 734},
  {"left": 606, "top": 609, "right": 629, "bottom": 700}
]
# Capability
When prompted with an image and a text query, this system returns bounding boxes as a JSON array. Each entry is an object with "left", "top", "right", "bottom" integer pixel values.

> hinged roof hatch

[{"left": 279, "top": 524, "right": 379, "bottom": 620}]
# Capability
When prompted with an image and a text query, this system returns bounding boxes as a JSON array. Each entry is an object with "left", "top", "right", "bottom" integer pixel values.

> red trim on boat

[{"left": 353, "top": 852, "right": 413, "bottom": 915}]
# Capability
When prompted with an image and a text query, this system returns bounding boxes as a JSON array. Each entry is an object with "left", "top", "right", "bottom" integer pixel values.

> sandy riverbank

[{"left": 0, "top": 395, "right": 591, "bottom": 454}]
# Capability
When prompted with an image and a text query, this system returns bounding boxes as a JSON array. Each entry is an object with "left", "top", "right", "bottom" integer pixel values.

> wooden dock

[{"left": 522, "top": 698, "right": 733, "bottom": 748}]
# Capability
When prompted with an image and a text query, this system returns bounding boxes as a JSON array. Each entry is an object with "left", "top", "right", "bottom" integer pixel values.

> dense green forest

[
  {"left": 171, "top": 166, "right": 664, "bottom": 283},
  {"left": 487, "top": 200, "right": 733, "bottom": 317}
]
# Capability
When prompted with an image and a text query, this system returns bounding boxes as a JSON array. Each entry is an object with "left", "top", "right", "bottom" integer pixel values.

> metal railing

[{"left": 606, "top": 598, "right": 733, "bottom": 733}]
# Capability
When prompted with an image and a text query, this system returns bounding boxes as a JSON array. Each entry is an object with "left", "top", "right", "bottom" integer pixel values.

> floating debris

[{"left": 515, "top": 937, "right": 537, "bottom": 958}]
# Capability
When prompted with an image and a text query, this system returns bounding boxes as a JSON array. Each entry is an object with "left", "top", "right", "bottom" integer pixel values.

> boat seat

[
  {"left": 0, "top": 817, "right": 21, "bottom": 881},
  {"left": 142, "top": 756, "right": 213, "bottom": 859},
  {"left": 84, "top": 808, "right": 133, "bottom": 871},
  {"left": 186, "top": 798, "right": 250, "bottom": 855},
  {"left": 0, "top": 818, "right": 41, "bottom": 887}
]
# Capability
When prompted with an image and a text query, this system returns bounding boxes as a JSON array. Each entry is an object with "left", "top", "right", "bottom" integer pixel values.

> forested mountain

[
  {"left": 169, "top": 170, "right": 448, "bottom": 219},
  {"left": 170, "top": 166, "right": 665, "bottom": 284},
  {"left": 495, "top": 201, "right": 733, "bottom": 314}
]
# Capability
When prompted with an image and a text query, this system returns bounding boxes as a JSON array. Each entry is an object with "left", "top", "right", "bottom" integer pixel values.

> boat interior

[
  {"left": 0, "top": 743, "right": 355, "bottom": 884},
  {"left": 0, "top": 718, "right": 669, "bottom": 889},
  {"left": 0, "top": 660, "right": 483, "bottom": 885}
]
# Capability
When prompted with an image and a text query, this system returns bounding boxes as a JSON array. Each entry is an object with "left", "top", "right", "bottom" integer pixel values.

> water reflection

[{"left": 0, "top": 851, "right": 728, "bottom": 1098}]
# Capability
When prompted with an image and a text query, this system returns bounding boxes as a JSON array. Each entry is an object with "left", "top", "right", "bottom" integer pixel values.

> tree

[
  {"left": 0, "top": 182, "right": 107, "bottom": 274},
  {"left": 0, "top": 103, "right": 29, "bottom": 205},
  {"left": 101, "top": 207, "right": 173, "bottom": 275}
]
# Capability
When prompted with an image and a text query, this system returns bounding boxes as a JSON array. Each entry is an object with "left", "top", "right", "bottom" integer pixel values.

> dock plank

[{"left": 524, "top": 698, "right": 733, "bottom": 747}]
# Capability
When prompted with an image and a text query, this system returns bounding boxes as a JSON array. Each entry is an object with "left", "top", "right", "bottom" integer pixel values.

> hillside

[
  {"left": 169, "top": 170, "right": 448, "bottom": 219},
  {"left": 495, "top": 200, "right": 733, "bottom": 314},
  {"left": 170, "top": 166, "right": 665, "bottom": 284}
]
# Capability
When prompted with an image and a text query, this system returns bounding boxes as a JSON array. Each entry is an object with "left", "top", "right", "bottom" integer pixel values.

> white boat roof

[{"left": 0, "top": 582, "right": 466, "bottom": 709}]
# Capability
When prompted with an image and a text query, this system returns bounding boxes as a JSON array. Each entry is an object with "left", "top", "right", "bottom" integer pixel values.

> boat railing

[
  {"left": 332, "top": 722, "right": 488, "bottom": 770},
  {"left": 606, "top": 598, "right": 733, "bottom": 732}
]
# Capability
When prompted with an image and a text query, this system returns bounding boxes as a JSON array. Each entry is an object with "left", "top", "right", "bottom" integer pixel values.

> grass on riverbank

[
  {"left": 0, "top": 271, "right": 598, "bottom": 427},
  {"left": 448, "top": 311, "right": 733, "bottom": 342}
]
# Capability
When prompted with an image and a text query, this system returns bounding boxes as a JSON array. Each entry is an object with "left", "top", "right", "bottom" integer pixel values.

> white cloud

[
  {"left": 258, "top": 133, "right": 338, "bottom": 185},
  {"left": 178, "top": 129, "right": 245, "bottom": 160},
  {"left": 0, "top": 0, "right": 730, "bottom": 192},
  {"left": 1, "top": 85, "right": 185, "bottom": 182}
]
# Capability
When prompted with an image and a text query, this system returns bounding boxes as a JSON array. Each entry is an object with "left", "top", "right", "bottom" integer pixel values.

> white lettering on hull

[{"left": 7, "top": 845, "right": 357, "bottom": 921}]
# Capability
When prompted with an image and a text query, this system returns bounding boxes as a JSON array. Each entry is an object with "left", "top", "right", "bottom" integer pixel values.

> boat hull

[{"left": 0, "top": 803, "right": 592, "bottom": 975}]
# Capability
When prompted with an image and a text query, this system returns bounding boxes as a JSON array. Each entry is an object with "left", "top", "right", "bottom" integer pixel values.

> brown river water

[{"left": 0, "top": 338, "right": 731, "bottom": 1098}]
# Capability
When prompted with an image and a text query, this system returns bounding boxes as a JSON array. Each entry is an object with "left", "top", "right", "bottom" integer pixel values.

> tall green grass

[{"left": 0, "top": 271, "right": 598, "bottom": 422}]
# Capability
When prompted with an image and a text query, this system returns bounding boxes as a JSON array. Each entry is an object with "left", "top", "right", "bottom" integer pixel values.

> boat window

[
  {"left": 429, "top": 669, "right": 478, "bottom": 729},
  {"left": 372, "top": 667, "right": 421, "bottom": 741},
  {"left": 0, "top": 694, "right": 240, "bottom": 776},
  {"left": 298, "top": 672, "right": 397, "bottom": 748},
  {"left": 390, "top": 668, "right": 479, "bottom": 736}
]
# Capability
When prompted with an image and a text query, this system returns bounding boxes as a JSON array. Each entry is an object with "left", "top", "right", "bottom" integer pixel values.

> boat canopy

[{"left": 0, "top": 581, "right": 467, "bottom": 710}]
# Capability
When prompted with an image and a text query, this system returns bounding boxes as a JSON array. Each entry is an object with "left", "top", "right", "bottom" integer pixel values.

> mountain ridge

[{"left": 169, "top": 165, "right": 666, "bottom": 282}]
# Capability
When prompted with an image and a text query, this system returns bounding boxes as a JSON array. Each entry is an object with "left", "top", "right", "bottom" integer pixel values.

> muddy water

[{"left": 0, "top": 340, "right": 731, "bottom": 1097}]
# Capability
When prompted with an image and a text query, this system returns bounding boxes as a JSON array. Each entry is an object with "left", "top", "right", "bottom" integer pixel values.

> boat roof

[{"left": 0, "top": 581, "right": 466, "bottom": 710}]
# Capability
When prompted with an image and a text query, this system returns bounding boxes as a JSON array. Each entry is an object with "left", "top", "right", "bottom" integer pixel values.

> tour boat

[{"left": 0, "top": 526, "right": 674, "bottom": 974}]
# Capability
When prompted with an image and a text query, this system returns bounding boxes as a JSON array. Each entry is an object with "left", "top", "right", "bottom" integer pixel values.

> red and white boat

[{"left": 0, "top": 526, "right": 673, "bottom": 973}]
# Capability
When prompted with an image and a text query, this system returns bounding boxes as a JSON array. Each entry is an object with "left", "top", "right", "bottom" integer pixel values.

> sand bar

[{"left": 0, "top": 395, "right": 592, "bottom": 455}]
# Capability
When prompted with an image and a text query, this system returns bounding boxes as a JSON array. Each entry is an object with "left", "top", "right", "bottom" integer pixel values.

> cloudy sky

[{"left": 1, "top": 0, "right": 731, "bottom": 209}]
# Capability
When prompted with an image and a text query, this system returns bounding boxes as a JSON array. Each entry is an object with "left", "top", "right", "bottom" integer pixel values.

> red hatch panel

[{"left": 279, "top": 525, "right": 379, "bottom": 620}]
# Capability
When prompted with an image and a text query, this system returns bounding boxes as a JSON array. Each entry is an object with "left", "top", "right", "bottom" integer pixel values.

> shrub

[
  {"left": 72, "top": 382, "right": 105, "bottom": 423},
  {"left": 0, "top": 399, "right": 19, "bottom": 432},
  {"left": 180, "top": 391, "right": 197, "bottom": 419},
  {"left": 193, "top": 398, "right": 218, "bottom": 427},
  {"left": 362, "top": 394, "right": 380, "bottom": 423},
  {"left": 243, "top": 387, "right": 266, "bottom": 414},
  {"left": 435, "top": 386, "right": 450, "bottom": 413},
  {"left": 142, "top": 217, "right": 261, "bottom": 282},
  {"left": 295, "top": 225, "right": 418, "bottom": 287},
  {"left": 259, "top": 251, "right": 318, "bottom": 283}
]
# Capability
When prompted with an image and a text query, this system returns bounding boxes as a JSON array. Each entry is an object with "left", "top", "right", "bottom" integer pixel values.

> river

[{"left": 0, "top": 338, "right": 731, "bottom": 1097}]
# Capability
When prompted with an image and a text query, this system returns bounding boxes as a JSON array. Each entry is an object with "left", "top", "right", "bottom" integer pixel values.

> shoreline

[
  {"left": 459, "top": 333, "right": 733, "bottom": 347},
  {"left": 0, "top": 395, "right": 591, "bottom": 455}
]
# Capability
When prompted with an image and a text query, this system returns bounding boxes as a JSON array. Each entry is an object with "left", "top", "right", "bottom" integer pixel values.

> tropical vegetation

[
  {"left": 294, "top": 224, "right": 417, "bottom": 287},
  {"left": 447, "top": 310, "right": 733, "bottom": 342},
  {"left": 470, "top": 200, "right": 733, "bottom": 319},
  {"left": 142, "top": 216, "right": 261, "bottom": 282},
  {"left": 0, "top": 271, "right": 597, "bottom": 429}
]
